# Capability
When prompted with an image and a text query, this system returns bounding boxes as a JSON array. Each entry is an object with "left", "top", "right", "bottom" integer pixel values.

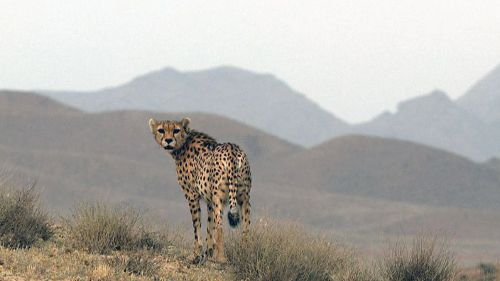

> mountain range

[
  {"left": 458, "top": 64, "right": 500, "bottom": 124},
  {"left": 356, "top": 90, "right": 500, "bottom": 161},
  {"left": 42, "top": 66, "right": 349, "bottom": 147},
  {"left": 0, "top": 91, "right": 499, "bottom": 263},
  {"left": 36, "top": 63, "right": 500, "bottom": 162}
]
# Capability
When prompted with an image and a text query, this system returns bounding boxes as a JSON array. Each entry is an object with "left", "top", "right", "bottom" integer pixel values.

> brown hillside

[
  {"left": 267, "top": 135, "right": 500, "bottom": 209},
  {"left": 0, "top": 90, "right": 80, "bottom": 116},
  {"left": 0, "top": 91, "right": 302, "bottom": 216}
]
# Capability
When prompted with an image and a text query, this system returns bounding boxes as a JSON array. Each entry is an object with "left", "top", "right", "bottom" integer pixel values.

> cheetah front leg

[{"left": 187, "top": 196, "right": 204, "bottom": 264}]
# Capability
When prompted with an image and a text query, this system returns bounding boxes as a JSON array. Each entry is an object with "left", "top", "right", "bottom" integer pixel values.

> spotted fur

[{"left": 149, "top": 117, "right": 251, "bottom": 263}]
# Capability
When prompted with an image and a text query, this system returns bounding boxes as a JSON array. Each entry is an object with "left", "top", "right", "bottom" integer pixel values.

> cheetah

[{"left": 148, "top": 117, "right": 251, "bottom": 263}]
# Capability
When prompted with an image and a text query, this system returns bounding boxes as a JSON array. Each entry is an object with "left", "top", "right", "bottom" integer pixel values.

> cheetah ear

[
  {"left": 148, "top": 118, "right": 157, "bottom": 134},
  {"left": 181, "top": 117, "right": 191, "bottom": 129}
]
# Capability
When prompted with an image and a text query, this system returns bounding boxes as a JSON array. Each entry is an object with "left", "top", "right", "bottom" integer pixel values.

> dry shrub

[
  {"left": 0, "top": 181, "right": 52, "bottom": 248},
  {"left": 64, "top": 202, "right": 167, "bottom": 254},
  {"left": 381, "top": 236, "right": 456, "bottom": 281},
  {"left": 478, "top": 263, "right": 497, "bottom": 281},
  {"left": 225, "top": 219, "right": 371, "bottom": 281}
]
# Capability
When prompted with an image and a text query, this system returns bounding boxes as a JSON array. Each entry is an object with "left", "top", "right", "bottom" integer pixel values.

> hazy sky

[{"left": 1, "top": 1, "right": 500, "bottom": 123}]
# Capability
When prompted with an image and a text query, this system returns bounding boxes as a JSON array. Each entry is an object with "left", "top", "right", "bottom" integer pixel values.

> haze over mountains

[
  {"left": 1, "top": 91, "right": 500, "bottom": 263},
  {"left": 458, "top": 64, "right": 500, "bottom": 124},
  {"left": 39, "top": 63, "right": 500, "bottom": 161},
  {"left": 42, "top": 66, "right": 349, "bottom": 147},
  {"left": 356, "top": 90, "right": 500, "bottom": 161},
  {"left": 357, "top": 62, "right": 500, "bottom": 161}
]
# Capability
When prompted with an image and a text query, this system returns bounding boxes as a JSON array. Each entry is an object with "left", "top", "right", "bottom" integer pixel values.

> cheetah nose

[{"left": 165, "top": 138, "right": 174, "bottom": 144}]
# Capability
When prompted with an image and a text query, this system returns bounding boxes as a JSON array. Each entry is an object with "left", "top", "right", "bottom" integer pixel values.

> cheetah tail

[
  {"left": 227, "top": 209, "right": 240, "bottom": 228},
  {"left": 227, "top": 182, "right": 240, "bottom": 228}
]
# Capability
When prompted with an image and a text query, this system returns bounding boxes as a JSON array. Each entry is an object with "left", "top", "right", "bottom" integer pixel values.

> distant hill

[
  {"left": 483, "top": 157, "right": 500, "bottom": 173},
  {"left": 354, "top": 90, "right": 500, "bottom": 161},
  {"left": 267, "top": 134, "right": 500, "bottom": 209},
  {"left": 0, "top": 90, "right": 80, "bottom": 116},
  {"left": 41, "top": 66, "right": 349, "bottom": 147},
  {"left": 457, "top": 63, "right": 500, "bottom": 124}
]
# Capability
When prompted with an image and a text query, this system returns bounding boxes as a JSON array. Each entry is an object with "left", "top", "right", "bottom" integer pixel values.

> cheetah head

[{"left": 148, "top": 117, "right": 191, "bottom": 151}]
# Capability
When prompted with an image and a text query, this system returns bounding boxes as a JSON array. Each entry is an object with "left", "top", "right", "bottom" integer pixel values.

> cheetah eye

[
  {"left": 173, "top": 128, "right": 181, "bottom": 134},
  {"left": 157, "top": 128, "right": 165, "bottom": 134}
]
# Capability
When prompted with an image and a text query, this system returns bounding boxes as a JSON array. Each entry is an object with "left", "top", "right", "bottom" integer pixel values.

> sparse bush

[
  {"left": 381, "top": 236, "right": 456, "bottom": 281},
  {"left": 64, "top": 202, "right": 167, "bottom": 254},
  {"left": 479, "top": 263, "right": 496, "bottom": 275},
  {"left": 0, "top": 181, "right": 52, "bottom": 248},
  {"left": 225, "top": 219, "right": 371, "bottom": 281},
  {"left": 478, "top": 263, "right": 497, "bottom": 281}
]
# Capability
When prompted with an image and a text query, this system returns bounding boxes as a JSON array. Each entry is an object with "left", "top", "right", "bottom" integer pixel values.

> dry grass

[
  {"left": 380, "top": 236, "right": 456, "bottom": 281},
  {"left": 0, "top": 181, "right": 52, "bottom": 248},
  {"left": 63, "top": 202, "right": 168, "bottom": 254},
  {"left": 225, "top": 218, "right": 372, "bottom": 281},
  {"left": 0, "top": 224, "right": 233, "bottom": 280},
  {"left": 0, "top": 228, "right": 158, "bottom": 280}
]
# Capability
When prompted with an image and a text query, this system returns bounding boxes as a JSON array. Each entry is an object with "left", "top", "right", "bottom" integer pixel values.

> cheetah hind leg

[
  {"left": 205, "top": 202, "right": 215, "bottom": 259},
  {"left": 239, "top": 193, "right": 251, "bottom": 238},
  {"left": 213, "top": 197, "right": 227, "bottom": 263}
]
